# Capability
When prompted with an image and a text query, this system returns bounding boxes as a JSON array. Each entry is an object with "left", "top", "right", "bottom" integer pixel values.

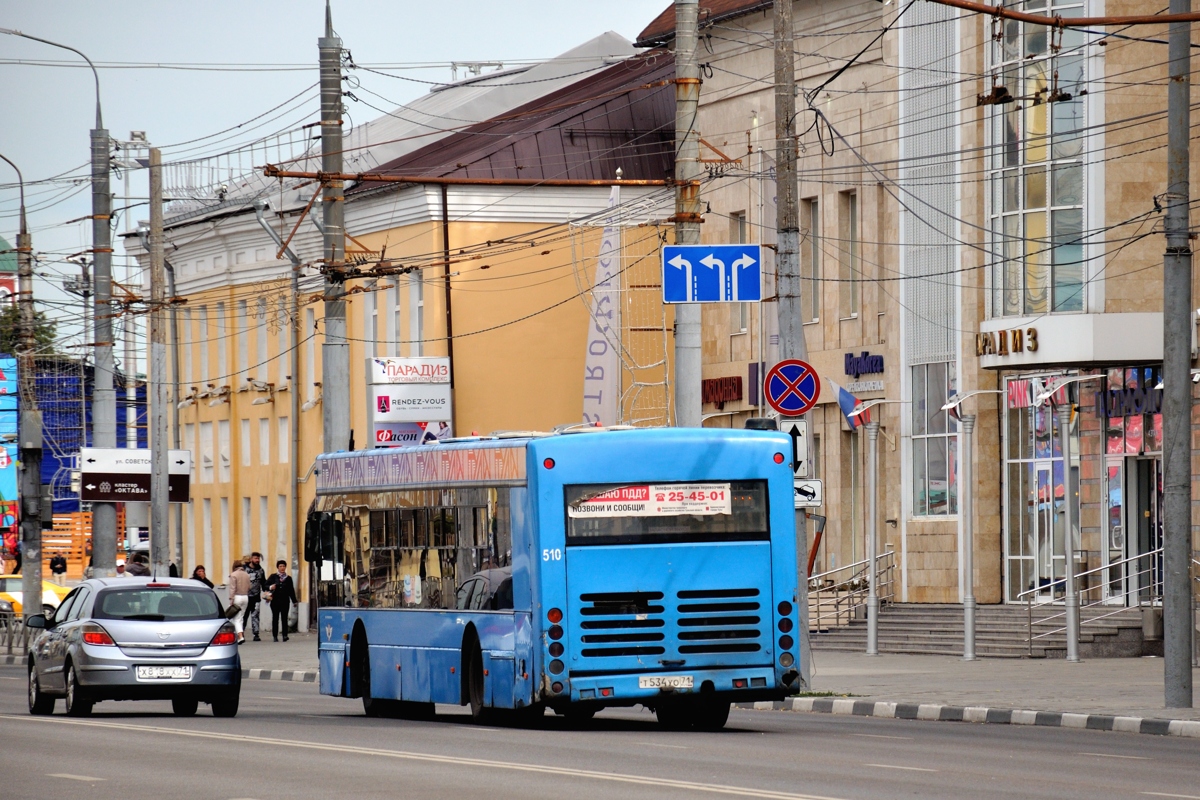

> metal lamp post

[
  {"left": 848, "top": 399, "right": 906, "bottom": 657},
  {"left": 1035, "top": 375, "right": 1102, "bottom": 663},
  {"left": 941, "top": 390, "right": 1005, "bottom": 661}
]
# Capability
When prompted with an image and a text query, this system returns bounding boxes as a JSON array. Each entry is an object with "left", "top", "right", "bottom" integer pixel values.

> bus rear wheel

[
  {"left": 692, "top": 699, "right": 730, "bottom": 731},
  {"left": 466, "top": 641, "right": 490, "bottom": 723}
]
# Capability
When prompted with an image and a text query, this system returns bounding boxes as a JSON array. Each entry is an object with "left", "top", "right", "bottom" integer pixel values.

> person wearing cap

[{"left": 115, "top": 558, "right": 129, "bottom": 577}]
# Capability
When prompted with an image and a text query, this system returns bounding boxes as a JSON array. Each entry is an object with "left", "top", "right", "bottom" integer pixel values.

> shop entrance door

[
  {"left": 1032, "top": 461, "right": 1065, "bottom": 600},
  {"left": 1128, "top": 457, "right": 1163, "bottom": 603}
]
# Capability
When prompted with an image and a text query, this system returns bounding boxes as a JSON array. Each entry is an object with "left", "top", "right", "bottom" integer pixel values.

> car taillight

[
  {"left": 210, "top": 623, "right": 237, "bottom": 646},
  {"left": 81, "top": 623, "right": 115, "bottom": 646}
]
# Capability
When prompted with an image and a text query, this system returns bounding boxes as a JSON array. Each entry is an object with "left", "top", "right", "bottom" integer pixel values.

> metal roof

[
  {"left": 351, "top": 48, "right": 675, "bottom": 189},
  {"left": 635, "top": 1, "right": 773, "bottom": 48}
]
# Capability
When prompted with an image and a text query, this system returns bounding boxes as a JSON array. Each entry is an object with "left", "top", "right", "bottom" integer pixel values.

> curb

[
  {"left": 737, "top": 697, "right": 1200, "bottom": 739},
  {"left": 242, "top": 668, "right": 317, "bottom": 683},
  {"left": 4, "top": 655, "right": 317, "bottom": 684}
]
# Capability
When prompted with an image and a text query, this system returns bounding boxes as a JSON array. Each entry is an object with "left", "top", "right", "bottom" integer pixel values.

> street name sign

[
  {"left": 79, "top": 448, "right": 192, "bottom": 503},
  {"left": 662, "top": 244, "right": 762, "bottom": 303},
  {"left": 763, "top": 359, "right": 820, "bottom": 416}
]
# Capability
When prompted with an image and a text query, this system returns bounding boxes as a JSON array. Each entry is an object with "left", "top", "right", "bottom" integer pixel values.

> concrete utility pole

[
  {"left": 0, "top": 29, "right": 116, "bottom": 576},
  {"left": 1161, "top": 0, "right": 1194, "bottom": 709},
  {"left": 319, "top": 1, "right": 349, "bottom": 453},
  {"left": 2, "top": 153, "right": 43, "bottom": 617},
  {"left": 672, "top": 0, "right": 702, "bottom": 428},
  {"left": 774, "top": 0, "right": 814, "bottom": 683},
  {"left": 147, "top": 149, "right": 169, "bottom": 575}
]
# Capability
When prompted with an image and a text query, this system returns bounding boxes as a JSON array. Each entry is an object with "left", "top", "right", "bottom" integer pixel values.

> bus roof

[{"left": 314, "top": 427, "right": 787, "bottom": 495}]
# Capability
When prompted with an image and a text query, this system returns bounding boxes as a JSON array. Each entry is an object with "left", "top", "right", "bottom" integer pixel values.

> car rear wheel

[
  {"left": 28, "top": 664, "right": 54, "bottom": 715},
  {"left": 172, "top": 697, "right": 199, "bottom": 717},
  {"left": 64, "top": 664, "right": 93, "bottom": 717},
  {"left": 211, "top": 688, "right": 239, "bottom": 718},
  {"left": 42, "top": 604, "right": 55, "bottom": 619}
]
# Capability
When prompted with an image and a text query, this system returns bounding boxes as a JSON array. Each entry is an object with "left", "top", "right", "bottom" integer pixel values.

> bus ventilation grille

[
  {"left": 578, "top": 591, "right": 666, "bottom": 657},
  {"left": 675, "top": 588, "right": 762, "bottom": 654}
]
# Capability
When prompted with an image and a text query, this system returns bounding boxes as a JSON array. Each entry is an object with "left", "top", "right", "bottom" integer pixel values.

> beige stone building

[{"left": 636, "top": 0, "right": 1199, "bottom": 607}]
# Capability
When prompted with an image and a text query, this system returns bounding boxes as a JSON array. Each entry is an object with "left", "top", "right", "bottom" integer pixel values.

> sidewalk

[
  {"left": 236, "top": 631, "right": 318, "bottom": 681},
  {"left": 805, "top": 650, "right": 1200, "bottom": 720}
]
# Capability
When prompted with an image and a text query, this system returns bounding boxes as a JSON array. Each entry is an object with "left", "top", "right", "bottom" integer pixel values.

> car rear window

[{"left": 93, "top": 587, "right": 223, "bottom": 621}]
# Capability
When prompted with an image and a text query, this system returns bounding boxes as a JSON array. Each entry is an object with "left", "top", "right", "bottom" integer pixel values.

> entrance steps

[{"left": 809, "top": 603, "right": 1152, "bottom": 658}]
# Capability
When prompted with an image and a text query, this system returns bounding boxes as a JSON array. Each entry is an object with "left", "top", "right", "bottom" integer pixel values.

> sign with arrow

[
  {"left": 662, "top": 244, "right": 762, "bottom": 303},
  {"left": 785, "top": 420, "right": 809, "bottom": 478},
  {"left": 79, "top": 448, "right": 192, "bottom": 503}
]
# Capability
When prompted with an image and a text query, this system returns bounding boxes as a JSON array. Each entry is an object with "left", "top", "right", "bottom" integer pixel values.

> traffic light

[{"left": 304, "top": 512, "right": 344, "bottom": 564}]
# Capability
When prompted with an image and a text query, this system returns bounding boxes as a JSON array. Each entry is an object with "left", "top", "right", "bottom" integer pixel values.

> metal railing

[
  {"left": 807, "top": 549, "right": 895, "bottom": 632},
  {"left": 1019, "top": 548, "right": 1162, "bottom": 654},
  {"left": 1, "top": 610, "right": 30, "bottom": 657}
]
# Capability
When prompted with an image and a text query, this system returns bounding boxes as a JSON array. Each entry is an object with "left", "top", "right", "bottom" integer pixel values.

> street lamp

[
  {"left": 941, "top": 389, "right": 1005, "bottom": 661},
  {"left": 0, "top": 27, "right": 118, "bottom": 578},
  {"left": 847, "top": 399, "right": 906, "bottom": 656},
  {"left": 1034, "top": 374, "right": 1102, "bottom": 663}
]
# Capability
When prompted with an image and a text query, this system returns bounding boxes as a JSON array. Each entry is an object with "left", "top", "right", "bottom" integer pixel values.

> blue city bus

[{"left": 310, "top": 427, "right": 802, "bottom": 729}]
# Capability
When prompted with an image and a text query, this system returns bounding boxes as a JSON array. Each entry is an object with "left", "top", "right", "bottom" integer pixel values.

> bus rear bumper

[{"left": 561, "top": 666, "right": 790, "bottom": 706}]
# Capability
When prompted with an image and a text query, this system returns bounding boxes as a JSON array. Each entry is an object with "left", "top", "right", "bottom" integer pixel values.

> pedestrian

[
  {"left": 48, "top": 553, "right": 67, "bottom": 584},
  {"left": 127, "top": 552, "right": 150, "bottom": 577},
  {"left": 226, "top": 560, "right": 251, "bottom": 644},
  {"left": 243, "top": 551, "right": 266, "bottom": 642},
  {"left": 191, "top": 564, "right": 214, "bottom": 588},
  {"left": 115, "top": 558, "right": 128, "bottom": 577},
  {"left": 264, "top": 559, "right": 297, "bottom": 642},
  {"left": 169, "top": 561, "right": 179, "bottom": 578}
]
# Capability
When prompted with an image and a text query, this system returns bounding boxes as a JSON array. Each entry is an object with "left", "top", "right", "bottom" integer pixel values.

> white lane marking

[
  {"left": 1079, "top": 752, "right": 1151, "bottom": 760},
  {"left": 848, "top": 733, "right": 912, "bottom": 741},
  {"left": 864, "top": 764, "right": 937, "bottom": 773},
  {"left": 10, "top": 715, "right": 847, "bottom": 800},
  {"left": 47, "top": 773, "right": 106, "bottom": 782},
  {"left": 259, "top": 696, "right": 295, "bottom": 700},
  {"left": 634, "top": 741, "right": 689, "bottom": 749},
  {"left": 1141, "top": 793, "right": 1200, "bottom": 799}
]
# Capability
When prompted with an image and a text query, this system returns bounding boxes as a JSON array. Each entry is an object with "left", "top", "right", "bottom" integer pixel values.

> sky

[{"left": 0, "top": 0, "right": 669, "bottom": 347}]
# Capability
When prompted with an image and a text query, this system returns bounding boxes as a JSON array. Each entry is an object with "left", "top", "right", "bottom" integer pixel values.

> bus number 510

[{"left": 542, "top": 548, "right": 562, "bottom": 562}]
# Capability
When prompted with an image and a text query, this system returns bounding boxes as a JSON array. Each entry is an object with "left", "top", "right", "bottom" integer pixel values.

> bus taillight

[
  {"left": 773, "top": 452, "right": 785, "bottom": 464},
  {"left": 547, "top": 607, "right": 563, "bottom": 624},
  {"left": 543, "top": 458, "right": 555, "bottom": 469}
]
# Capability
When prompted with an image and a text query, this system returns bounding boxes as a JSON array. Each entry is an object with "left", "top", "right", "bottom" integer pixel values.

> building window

[
  {"left": 259, "top": 419, "right": 270, "bottom": 466},
  {"left": 411, "top": 272, "right": 424, "bottom": 357},
  {"left": 240, "top": 419, "right": 251, "bottom": 467},
  {"left": 259, "top": 496, "right": 269, "bottom": 556},
  {"left": 801, "top": 198, "right": 819, "bottom": 322},
  {"left": 181, "top": 308, "right": 192, "bottom": 385},
  {"left": 255, "top": 297, "right": 268, "bottom": 381},
  {"left": 278, "top": 416, "right": 289, "bottom": 462},
  {"left": 237, "top": 300, "right": 249, "bottom": 379},
  {"left": 215, "top": 303, "right": 227, "bottom": 380},
  {"left": 392, "top": 282, "right": 403, "bottom": 356},
  {"left": 304, "top": 308, "right": 315, "bottom": 401},
  {"left": 912, "top": 362, "right": 957, "bottom": 516},
  {"left": 990, "top": 2, "right": 1086, "bottom": 316},
  {"left": 840, "top": 191, "right": 860, "bottom": 317}
]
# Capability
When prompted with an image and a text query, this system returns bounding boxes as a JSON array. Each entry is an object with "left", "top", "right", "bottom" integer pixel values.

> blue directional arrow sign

[{"left": 662, "top": 244, "right": 762, "bottom": 303}]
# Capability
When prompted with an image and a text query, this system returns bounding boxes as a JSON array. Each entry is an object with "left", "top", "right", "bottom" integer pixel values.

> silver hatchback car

[{"left": 25, "top": 577, "right": 241, "bottom": 717}]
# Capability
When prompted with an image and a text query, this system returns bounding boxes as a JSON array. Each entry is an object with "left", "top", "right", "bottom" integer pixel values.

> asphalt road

[{"left": 0, "top": 665, "right": 1196, "bottom": 799}]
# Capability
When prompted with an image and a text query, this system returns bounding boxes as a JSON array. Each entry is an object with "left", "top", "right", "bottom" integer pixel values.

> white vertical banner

[{"left": 583, "top": 185, "right": 622, "bottom": 426}]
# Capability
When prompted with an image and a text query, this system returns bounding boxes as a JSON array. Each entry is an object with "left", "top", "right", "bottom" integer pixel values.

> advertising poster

[
  {"left": 0, "top": 356, "right": 18, "bottom": 558},
  {"left": 367, "top": 357, "right": 453, "bottom": 448}
]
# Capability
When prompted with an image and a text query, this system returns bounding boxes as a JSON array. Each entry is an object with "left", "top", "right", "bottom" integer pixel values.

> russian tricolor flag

[{"left": 831, "top": 381, "right": 869, "bottom": 430}]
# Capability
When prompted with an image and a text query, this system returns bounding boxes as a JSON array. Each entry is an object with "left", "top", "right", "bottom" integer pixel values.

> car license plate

[
  {"left": 136, "top": 665, "right": 192, "bottom": 681},
  {"left": 639, "top": 674, "right": 693, "bottom": 689}
]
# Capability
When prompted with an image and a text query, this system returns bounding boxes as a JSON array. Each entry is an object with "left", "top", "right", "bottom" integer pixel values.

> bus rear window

[{"left": 565, "top": 481, "right": 768, "bottom": 545}]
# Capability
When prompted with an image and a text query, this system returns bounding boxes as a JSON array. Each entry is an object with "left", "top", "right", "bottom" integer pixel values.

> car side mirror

[{"left": 25, "top": 614, "right": 47, "bottom": 629}]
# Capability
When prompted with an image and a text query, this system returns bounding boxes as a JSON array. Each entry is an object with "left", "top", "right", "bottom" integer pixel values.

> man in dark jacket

[
  {"left": 48, "top": 554, "right": 68, "bottom": 584},
  {"left": 264, "top": 560, "right": 297, "bottom": 642}
]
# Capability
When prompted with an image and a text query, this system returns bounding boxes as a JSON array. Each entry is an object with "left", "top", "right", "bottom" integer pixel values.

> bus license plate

[
  {"left": 136, "top": 665, "right": 192, "bottom": 681},
  {"left": 639, "top": 675, "right": 693, "bottom": 689}
]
